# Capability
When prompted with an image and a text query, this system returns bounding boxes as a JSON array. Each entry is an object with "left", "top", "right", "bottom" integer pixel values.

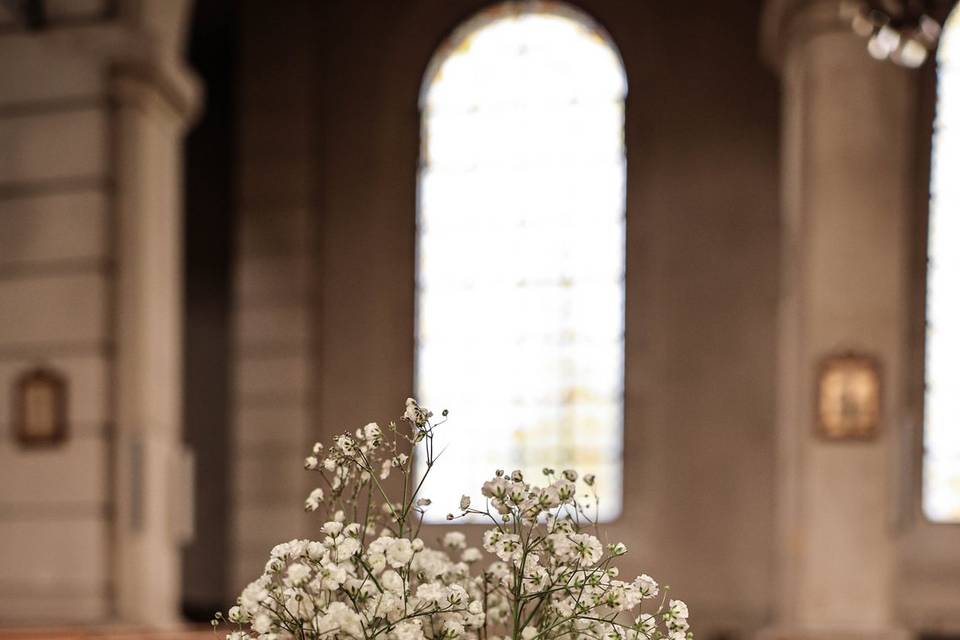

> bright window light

[
  {"left": 415, "top": 3, "right": 627, "bottom": 522},
  {"left": 924, "top": 7, "right": 960, "bottom": 523}
]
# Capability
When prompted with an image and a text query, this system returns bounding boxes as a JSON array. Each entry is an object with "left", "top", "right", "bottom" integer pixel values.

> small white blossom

[
  {"left": 386, "top": 537, "right": 414, "bottom": 567},
  {"left": 635, "top": 573, "right": 659, "bottom": 598},
  {"left": 441, "top": 620, "right": 464, "bottom": 638},
  {"left": 252, "top": 613, "right": 271, "bottom": 634},
  {"left": 394, "top": 621, "right": 424, "bottom": 640},
  {"left": 637, "top": 613, "right": 657, "bottom": 635},
  {"left": 669, "top": 599, "right": 690, "bottom": 619},
  {"left": 304, "top": 488, "right": 324, "bottom": 511},
  {"left": 443, "top": 531, "right": 467, "bottom": 550},
  {"left": 285, "top": 562, "right": 310, "bottom": 584},
  {"left": 461, "top": 547, "right": 482, "bottom": 563}
]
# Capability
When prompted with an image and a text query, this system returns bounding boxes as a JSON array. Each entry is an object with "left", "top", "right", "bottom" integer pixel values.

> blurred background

[{"left": 0, "top": 0, "right": 958, "bottom": 638}]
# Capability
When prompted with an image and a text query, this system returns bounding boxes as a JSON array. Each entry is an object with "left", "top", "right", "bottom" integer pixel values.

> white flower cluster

[
  {"left": 226, "top": 524, "right": 483, "bottom": 640},
  {"left": 217, "top": 400, "right": 691, "bottom": 640},
  {"left": 457, "top": 468, "right": 689, "bottom": 640}
]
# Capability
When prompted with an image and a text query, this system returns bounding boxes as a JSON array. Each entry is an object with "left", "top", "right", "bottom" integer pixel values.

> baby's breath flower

[
  {"left": 635, "top": 573, "right": 659, "bottom": 597},
  {"left": 441, "top": 620, "right": 464, "bottom": 638},
  {"left": 222, "top": 399, "right": 689, "bottom": 640},
  {"left": 482, "top": 477, "right": 509, "bottom": 499},
  {"left": 669, "top": 599, "right": 690, "bottom": 619},
  {"left": 363, "top": 422, "right": 381, "bottom": 441},
  {"left": 304, "top": 488, "right": 324, "bottom": 511},
  {"left": 637, "top": 613, "right": 657, "bottom": 635},
  {"left": 285, "top": 562, "right": 310, "bottom": 584},
  {"left": 461, "top": 547, "right": 482, "bottom": 563},
  {"left": 443, "top": 531, "right": 467, "bottom": 550}
]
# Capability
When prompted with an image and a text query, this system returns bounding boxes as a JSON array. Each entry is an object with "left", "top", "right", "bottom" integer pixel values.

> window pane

[
  {"left": 415, "top": 3, "right": 627, "bottom": 522},
  {"left": 924, "top": 8, "right": 960, "bottom": 523}
]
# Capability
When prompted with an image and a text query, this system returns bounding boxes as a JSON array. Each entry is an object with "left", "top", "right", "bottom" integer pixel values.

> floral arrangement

[{"left": 217, "top": 399, "right": 691, "bottom": 640}]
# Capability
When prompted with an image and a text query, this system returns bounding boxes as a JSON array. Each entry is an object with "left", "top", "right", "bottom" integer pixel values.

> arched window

[
  {"left": 414, "top": 2, "right": 627, "bottom": 521},
  {"left": 924, "top": 6, "right": 960, "bottom": 523}
]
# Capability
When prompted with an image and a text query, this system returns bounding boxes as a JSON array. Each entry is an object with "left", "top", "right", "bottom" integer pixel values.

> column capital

[
  {"left": 761, "top": 0, "right": 851, "bottom": 71},
  {"left": 110, "top": 57, "right": 202, "bottom": 129},
  {"left": 11, "top": 19, "right": 203, "bottom": 129}
]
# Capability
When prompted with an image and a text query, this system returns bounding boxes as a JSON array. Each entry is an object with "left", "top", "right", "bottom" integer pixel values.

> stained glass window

[
  {"left": 414, "top": 2, "right": 627, "bottom": 522},
  {"left": 924, "top": 7, "right": 960, "bottom": 523}
]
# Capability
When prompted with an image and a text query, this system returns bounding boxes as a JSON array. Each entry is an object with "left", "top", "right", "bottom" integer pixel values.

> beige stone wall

[
  {"left": 0, "top": 3, "right": 114, "bottom": 622},
  {"left": 0, "top": 0, "right": 197, "bottom": 624},
  {"left": 228, "top": 0, "right": 318, "bottom": 595}
]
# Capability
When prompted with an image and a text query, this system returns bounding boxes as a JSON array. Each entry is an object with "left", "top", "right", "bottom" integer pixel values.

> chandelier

[{"left": 841, "top": 1, "right": 951, "bottom": 67}]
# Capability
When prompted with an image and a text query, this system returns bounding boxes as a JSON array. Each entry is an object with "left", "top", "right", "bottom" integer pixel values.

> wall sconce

[
  {"left": 13, "top": 367, "right": 68, "bottom": 447},
  {"left": 816, "top": 352, "right": 882, "bottom": 440}
]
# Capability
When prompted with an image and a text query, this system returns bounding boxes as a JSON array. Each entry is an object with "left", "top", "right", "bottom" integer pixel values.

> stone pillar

[
  {"left": 110, "top": 1, "right": 201, "bottom": 625},
  {"left": 761, "top": 1, "right": 914, "bottom": 638}
]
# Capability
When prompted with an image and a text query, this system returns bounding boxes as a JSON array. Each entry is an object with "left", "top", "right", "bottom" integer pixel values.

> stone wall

[
  {"left": 0, "top": 0, "right": 197, "bottom": 624},
  {"left": 0, "top": 1, "right": 116, "bottom": 621},
  {"left": 228, "top": 0, "right": 318, "bottom": 595}
]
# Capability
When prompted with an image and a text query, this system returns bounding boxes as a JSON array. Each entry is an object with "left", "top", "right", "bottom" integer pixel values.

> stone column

[
  {"left": 761, "top": 1, "right": 914, "bottom": 638},
  {"left": 112, "top": 62, "right": 199, "bottom": 624},
  {"left": 109, "top": 1, "right": 201, "bottom": 624}
]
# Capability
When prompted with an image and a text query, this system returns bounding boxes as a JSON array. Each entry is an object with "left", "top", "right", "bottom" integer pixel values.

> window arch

[
  {"left": 414, "top": 2, "right": 627, "bottom": 521},
  {"left": 923, "top": 6, "right": 960, "bottom": 523}
]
